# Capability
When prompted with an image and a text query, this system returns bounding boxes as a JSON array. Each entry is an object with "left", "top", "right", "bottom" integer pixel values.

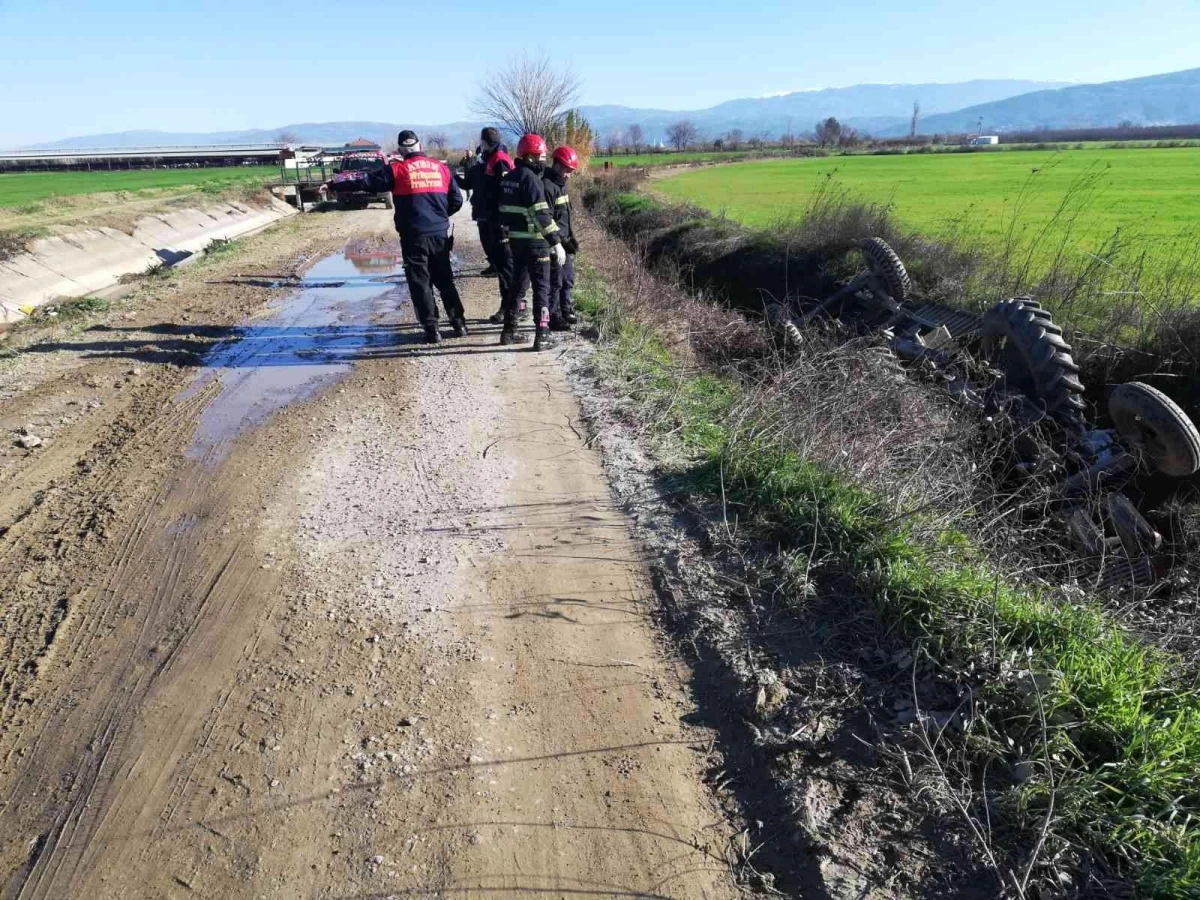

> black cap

[{"left": 397, "top": 129, "right": 420, "bottom": 147}]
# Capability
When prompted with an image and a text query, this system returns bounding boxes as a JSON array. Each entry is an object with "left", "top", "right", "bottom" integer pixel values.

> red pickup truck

[{"left": 329, "top": 152, "right": 393, "bottom": 210}]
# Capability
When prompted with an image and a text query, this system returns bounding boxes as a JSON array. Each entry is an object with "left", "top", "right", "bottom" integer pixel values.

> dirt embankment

[{"left": 0, "top": 209, "right": 746, "bottom": 898}]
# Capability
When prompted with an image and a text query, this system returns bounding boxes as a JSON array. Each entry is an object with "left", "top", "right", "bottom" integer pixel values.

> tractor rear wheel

[{"left": 980, "top": 297, "right": 1085, "bottom": 426}]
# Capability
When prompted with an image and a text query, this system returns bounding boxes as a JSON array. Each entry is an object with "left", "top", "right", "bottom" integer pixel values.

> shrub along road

[{"left": 0, "top": 209, "right": 742, "bottom": 898}]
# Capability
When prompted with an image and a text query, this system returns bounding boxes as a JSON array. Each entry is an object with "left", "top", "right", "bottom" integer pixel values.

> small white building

[{"left": 972, "top": 135, "right": 1000, "bottom": 146}]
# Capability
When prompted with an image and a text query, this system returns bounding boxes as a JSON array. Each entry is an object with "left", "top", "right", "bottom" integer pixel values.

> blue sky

[{"left": 2, "top": 0, "right": 1199, "bottom": 146}]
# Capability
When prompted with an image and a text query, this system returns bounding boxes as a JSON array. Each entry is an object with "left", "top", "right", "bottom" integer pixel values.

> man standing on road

[
  {"left": 475, "top": 127, "right": 521, "bottom": 325},
  {"left": 330, "top": 130, "right": 466, "bottom": 345},
  {"left": 542, "top": 145, "right": 580, "bottom": 331},
  {"left": 498, "top": 134, "right": 565, "bottom": 351},
  {"left": 455, "top": 142, "right": 500, "bottom": 278}
]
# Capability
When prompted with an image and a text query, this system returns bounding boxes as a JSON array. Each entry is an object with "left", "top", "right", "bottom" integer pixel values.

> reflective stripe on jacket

[
  {"left": 498, "top": 160, "right": 560, "bottom": 245},
  {"left": 541, "top": 169, "right": 573, "bottom": 244}
]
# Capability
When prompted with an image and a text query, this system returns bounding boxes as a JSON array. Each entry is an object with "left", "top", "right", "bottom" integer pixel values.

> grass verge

[
  {"left": 574, "top": 240, "right": 1200, "bottom": 897},
  {"left": 583, "top": 169, "right": 1200, "bottom": 413}
]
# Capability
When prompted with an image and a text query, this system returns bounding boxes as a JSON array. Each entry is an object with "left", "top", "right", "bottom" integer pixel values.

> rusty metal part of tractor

[
  {"left": 800, "top": 238, "right": 931, "bottom": 329},
  {"left": 1108, "top": 381, "right": 1200, "bottom": 478},
  {"left": 764, "top": 302, "right": 803, "bottom": 351},
  {"left": 801, "top": 238, "right": 983, "bottom": 360}
]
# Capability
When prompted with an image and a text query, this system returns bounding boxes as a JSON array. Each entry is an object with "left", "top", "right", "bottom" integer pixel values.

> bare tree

[
  {"left": 814, "top": 116, "right": 842, "bottom": 148},
  {"left": 910, "top": 101, "right": 921, "bottom": 139},
  {"left": 276, "top": 130, "right": 298, "bottom": 145},
  {"left": 838, "top": 125, "right": 861, "bottom": 148},
  {"left": 666, "top": 120, "right": 699, "bottom": 150},
  {"left": 727, "top": 128, "right": 743, "bottom": 150},
  {"left": 627, "top": 124, "right": 644, "bottom": 154},
  {"left": 604, "top": 128, "right": 624, "bottom": 155},
  {"left": 426, "top": 132, "right": 450, "bottom": 155},
  {"left": 469, "top": 53, "right": 581, "bottom": 138}
]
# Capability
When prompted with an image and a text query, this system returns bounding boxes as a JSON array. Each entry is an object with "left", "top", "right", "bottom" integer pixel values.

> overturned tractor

[{"left": 765, "top": 238, "right": 1200, "bottom": 589}]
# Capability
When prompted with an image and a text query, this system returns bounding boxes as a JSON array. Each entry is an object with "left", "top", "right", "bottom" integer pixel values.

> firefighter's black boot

[
  {"left": 531, "top": 327, "right": 551, "bottom": 352},
  {"left": 451, "top": 317, "right": 468, "bottom": 337},
  {"left": 423, "top": 324, "right": 442, "bottom": 345},
  {"left": 499, "top": 317, "right": 518, "bottom": 346},
  {"left": 487, "top": 309, "right": 504, "bottom": 325},
  {"left": 563, "top": 309, "right": 578, "bottom": 325},
  {"left": 548, "top": 315, "right": 571, "bottom": 332}
]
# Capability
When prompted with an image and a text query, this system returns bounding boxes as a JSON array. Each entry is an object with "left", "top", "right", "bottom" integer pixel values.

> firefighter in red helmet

[
  {"left": 497, "top": 133, "right": 565, "bottom": 350},
  {"left": 542, "top": 145, "right": 580, "bottom": 330}
]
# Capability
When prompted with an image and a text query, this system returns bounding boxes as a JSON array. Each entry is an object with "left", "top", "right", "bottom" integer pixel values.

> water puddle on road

[{"left": 181, "top": 241, "right": 410, "bottom": 463}]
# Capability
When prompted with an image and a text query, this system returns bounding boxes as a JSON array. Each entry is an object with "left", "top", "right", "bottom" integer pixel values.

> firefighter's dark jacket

[
  {"left": 455, "top": 161, "right": 490, "bottom": 221},
  {"left": 344, "top": 154, "right": 462, "bottom": 237},
  {"left": 541, "top": 168, "right": 575, "bottom": 249},
  {"left": 454, "top": 146, "right": 513, "bottom": 222},
  {"left": 498, "top": 159, "right": 560, "bottom": 248}
]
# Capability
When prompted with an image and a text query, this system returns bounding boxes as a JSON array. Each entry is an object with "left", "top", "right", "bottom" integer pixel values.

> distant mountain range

[
  {"left": 883, "top": 67, "right": 1200, "bottom": 136},
  {"left": 24, "top": 122, "right": 484, "bottom": 152},
  {"left": 580, "top": 79, "right": 1067, "bottom": 142},
  {"left": 19, "top": 68, "right": 1200, "bottom": 151}
]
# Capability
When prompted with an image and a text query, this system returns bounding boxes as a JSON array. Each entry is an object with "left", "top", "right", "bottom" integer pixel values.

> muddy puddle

[{"left": 181, "top": 243, "right": 408, "bottom": 462}]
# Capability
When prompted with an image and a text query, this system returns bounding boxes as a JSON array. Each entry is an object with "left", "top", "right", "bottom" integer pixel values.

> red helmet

[
  {"left": 517, "top": 133, "right": 548, "bottom": 159},
  {"left": 552, "top": 146, "right": 580, "bottom": 171}
]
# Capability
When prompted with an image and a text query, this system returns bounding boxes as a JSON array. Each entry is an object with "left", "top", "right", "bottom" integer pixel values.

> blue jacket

[{"left": 343, "top": 154, "right": 463, "bottom": 236}]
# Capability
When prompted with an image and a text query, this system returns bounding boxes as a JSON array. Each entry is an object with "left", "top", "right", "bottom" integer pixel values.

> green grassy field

[
  {"left": 0, "top": 166, "right": 273, "bottom": 209},
  {"left": 593, "top": 150, "right": 757, "bottom": 168},
  {"left": 655, "top": 147, "right": 1200, "bottom": 250}
]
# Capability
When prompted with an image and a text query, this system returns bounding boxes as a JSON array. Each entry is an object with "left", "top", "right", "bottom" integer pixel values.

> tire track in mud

[
  {"left": 1, "top": 216, "right": 746, "bottom": 900},
  {"left": 0, "top": 215, "right": 404, "bottom": 894}
]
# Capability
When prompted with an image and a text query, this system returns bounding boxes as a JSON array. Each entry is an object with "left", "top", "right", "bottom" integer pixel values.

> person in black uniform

[
  {"left": 456, "top": 127, "right": 516, "bottom": 312},
  {"left": 497, "top": 133, "right": 564, "bottom": 351},
  {"left": 542, "top": 145, "right": 580, "bottom": 331},
  {"left": 330, "top": 130, "right": 465, "bottom": 344},
  {"left": 479, "top": 129, "right": 523, "bottom": 323},
  {"left": 455, "top": 145, "right": 496, "bottom": 276}
]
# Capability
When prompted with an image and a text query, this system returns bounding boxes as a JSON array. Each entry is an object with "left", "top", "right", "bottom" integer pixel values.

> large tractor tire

[
  {"left": 861, "top": 237, "right": 911, "bottom": 305},
  {"left": 1108, "top": 381, "right": 1200, "bottom": 477},
  {"left": 980, "top": 297, "right": 1085, "bottom": 425}
]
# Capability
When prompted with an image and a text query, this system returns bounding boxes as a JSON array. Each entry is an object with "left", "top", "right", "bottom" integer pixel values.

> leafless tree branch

[{"left": 469, "top": 54, "right": 582, "bottom": 139}]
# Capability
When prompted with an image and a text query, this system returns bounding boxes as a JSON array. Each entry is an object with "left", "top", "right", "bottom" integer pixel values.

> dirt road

[{"left": 0, "top": 209, "right": 741, "bottom": 899}]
